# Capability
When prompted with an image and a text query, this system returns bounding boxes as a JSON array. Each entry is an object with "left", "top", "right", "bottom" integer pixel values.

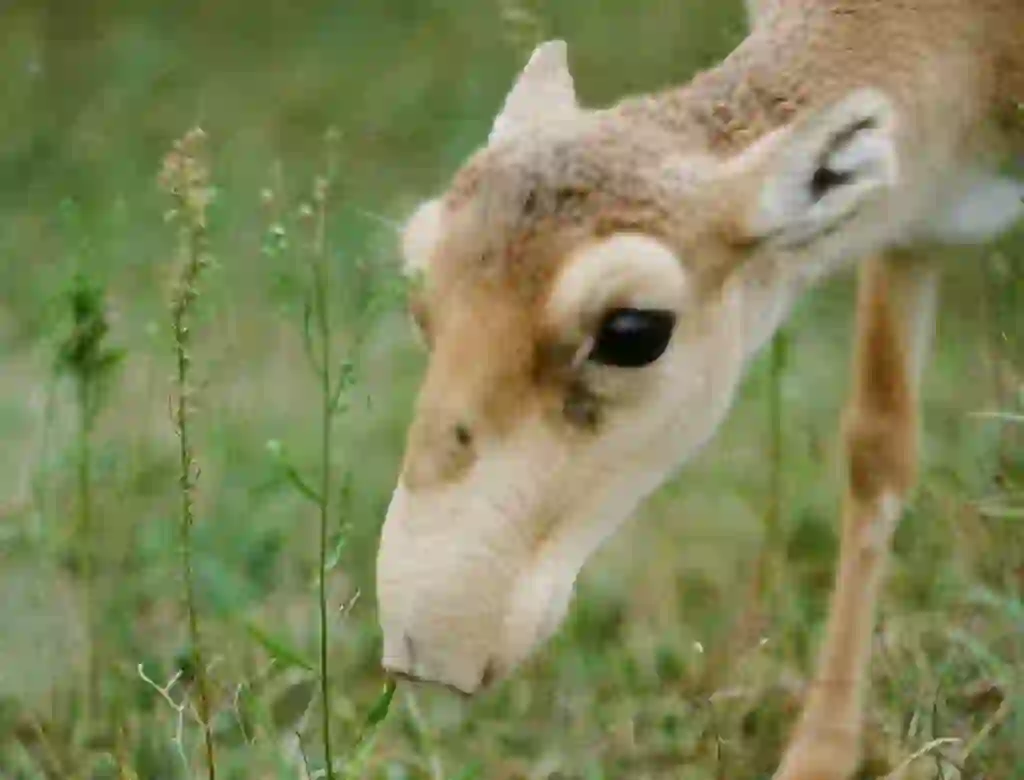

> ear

[
  {"left": 400, "top": 198, "right": 443, "bottom": 277},
  {"left": 399, "top": 199, "right": 442, "bottom": 348},
  {"left": 925, "top": 172, "right": 1024, "bottom": 244},
  {"left": 489, "top": 39, "right": 580, "bottom": 145},
  {"left": 738, "top": 88, "right": 899, "bottom": 247}
]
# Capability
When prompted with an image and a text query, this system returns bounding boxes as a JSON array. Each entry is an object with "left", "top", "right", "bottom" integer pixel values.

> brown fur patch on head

[{"left": 423, "top": 114, "right": 735, "bottom": 313}]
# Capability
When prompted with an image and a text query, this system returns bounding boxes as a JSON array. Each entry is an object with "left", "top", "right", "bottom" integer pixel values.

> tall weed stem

[
  {"left": 312, "top": 163, "right": 337, "bottom": 780},
  {"left": 262, "top": 127, "right": 399, "bottom": 777},
  {"left": 763, "top": 329, "right": 788, "bottom": 607},
  {"left": 55, "top": 271, "right": 123, "bottom": 730},
  {"left": 160, "top": 126, "right": 218, "bottom": 780}
]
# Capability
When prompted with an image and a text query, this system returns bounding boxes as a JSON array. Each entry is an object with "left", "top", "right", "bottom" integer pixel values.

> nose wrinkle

[
  {"left": 387, "top": 669, "right": 475, "bottom": 699},
  {"left": 382, "top": 633, "right": 417, "bottom": 679},
  {"left": 386, "top": 632, "right": 493, "bottom": 697},
  {"left": 400, "top": 632, "right": 440, "bottom": 687}
]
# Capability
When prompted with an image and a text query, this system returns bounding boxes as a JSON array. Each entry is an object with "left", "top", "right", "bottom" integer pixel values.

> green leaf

[
  {"left": 969, "top": 411, "right": 1024, "bottom": 424},
  {"left": 363, "top": 678, "right": 397, "bottom": 731},
  {"left": 965, "top": 585, "right": 1024, "bottom": 628},
  {"left": 342, "top": 679, "right": 398, "bottom": 776},
  {"left": 301, "top": 292, "right": 323, "bottom": 377},
  {"left": 974, "top": 501, "right": 1024, "bottom": 520},
  {"left": 270, "top": 676, "right": 317, "bottom": 732},
  {"left": 265, "top": 440, "right": 323, "bottom": 504},
  {"left": 283, "top": 463, "right": 323, "bottom": 506},
  {"left": 329, "top": 359, "right": 357, "bottom": 415},
  {"left": 243, "top": 620, "right": 315, "bottom": 672},
  {"left": 324, "top": 531, "right": 348, "bottom": 573}
]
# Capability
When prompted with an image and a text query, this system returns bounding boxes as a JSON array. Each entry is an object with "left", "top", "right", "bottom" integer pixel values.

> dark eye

[{"left": 589, "top": 308, "right": 676, "bottom": 368}]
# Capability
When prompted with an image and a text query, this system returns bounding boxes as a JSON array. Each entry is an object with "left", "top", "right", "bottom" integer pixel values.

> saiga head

[{"left": 376, "top": 41, "right": 900, "bottom": 694}]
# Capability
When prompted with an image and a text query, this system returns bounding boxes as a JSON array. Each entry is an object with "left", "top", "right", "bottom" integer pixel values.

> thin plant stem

[
  {"left": 763, "top": 328, "right": 787, "bottom": 608},
  {"left": 162, "top": 127, "right": 218, "bottom": 780},
  {"left": 311, "top": 173, "right": 335, "bottom": 779},
  {"left": 174, "top": 225, "right": 217, "bottom": 780},
  {"left": 267, "top": 129, "right": 394, "bottom": 776},
  {"left": 55, "top": 271, "right": 124, "bottom": 735},
  {"left": 703, "top": 326, "right": 790, "bottom": 693},
  {"left": 75, "top": 373, "right": 98, "bottom": 724}
]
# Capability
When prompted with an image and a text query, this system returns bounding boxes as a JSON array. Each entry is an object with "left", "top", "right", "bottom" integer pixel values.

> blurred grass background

[{"left": 0, "top": 1, "right": 1021, "bottom": 778}]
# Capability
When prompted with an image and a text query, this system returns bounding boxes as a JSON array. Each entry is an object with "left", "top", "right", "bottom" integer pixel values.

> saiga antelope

[{"left": 375, "top": 0, "right": 1023, "bottom": 776}]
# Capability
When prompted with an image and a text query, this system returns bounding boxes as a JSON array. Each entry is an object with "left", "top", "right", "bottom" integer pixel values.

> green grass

[{"left": 1, "top": 1, "right": 1022, "bottom": 778}]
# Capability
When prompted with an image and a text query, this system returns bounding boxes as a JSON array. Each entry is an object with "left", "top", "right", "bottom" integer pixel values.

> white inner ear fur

[
  {"left": 400, "top": 198, "right": 443, "bottom": 276},
  {"left": 489, "top": 39, "right": 580, "bottom": 146},
  {"left": 924, "top": 171, "right": 1024, "bottom": 244},
  {"left": 546, "top": 233, "right": 688, "bottom": 338},
  {"left": 742, "top": 88, "right": 899, "bottom": 245}
]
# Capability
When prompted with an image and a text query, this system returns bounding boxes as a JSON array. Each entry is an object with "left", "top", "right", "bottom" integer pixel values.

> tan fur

[
  {"left": 376, "top": 2, "right": 1021, "bottom": 776},
  {"left": 774, "top": 254, "right": 933, "bottom": 780}
]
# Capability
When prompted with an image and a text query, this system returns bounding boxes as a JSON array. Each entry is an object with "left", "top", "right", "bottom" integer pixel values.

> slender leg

[{"left": 773, "top": 251, "right": 939, "bottom": 780}]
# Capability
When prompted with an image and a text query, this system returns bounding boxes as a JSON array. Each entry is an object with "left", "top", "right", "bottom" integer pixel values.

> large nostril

[
  {"left": 454, "top": 423, "right": 472, "bottom": 447},
  {"left": 479, "top": 658, "right": 498, "bottom": 689}
]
